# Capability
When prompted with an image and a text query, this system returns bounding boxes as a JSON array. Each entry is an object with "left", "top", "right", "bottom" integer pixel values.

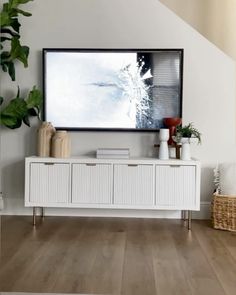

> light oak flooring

[{"left": 0, "top": 216, "right": 236, "bottom": 295}]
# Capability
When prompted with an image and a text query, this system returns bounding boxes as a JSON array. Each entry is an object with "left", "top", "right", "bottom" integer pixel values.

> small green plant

[{"left": 175, "top": 123, "right": 201, "bottom": 144}]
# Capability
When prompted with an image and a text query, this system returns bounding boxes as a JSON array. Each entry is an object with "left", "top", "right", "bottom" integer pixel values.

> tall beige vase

[
  {"left": 51, "top": 131, "right": 71, "bottom": 158},
  {"left": 37, "top": 122, "right": 56, "bottom": 157}
]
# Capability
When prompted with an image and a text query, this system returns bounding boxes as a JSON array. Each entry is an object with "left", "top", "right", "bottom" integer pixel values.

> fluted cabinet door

[
  {"left": 72, "top": 164, "right": 112, "bottom": 204},
  {"left": 114, "top": 164, "right": 154, "bottom": 205},
  {"left": 30, "top": 163, "right": 70, "bottom": 204},
  {"left": 155, "top": 165, "right": 196, "bottom": 209}
]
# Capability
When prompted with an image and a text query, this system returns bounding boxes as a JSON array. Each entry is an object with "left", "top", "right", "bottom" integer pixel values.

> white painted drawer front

[
  {"left": 72, "top": 164, "right": 112, "bottom": 204},
  {"left": 30, "top": 163, "right": 70, "bottom": 203},
  {"left": 155, "top": 165, "right": 196, "bottom": 207},
  {"left": 114, "top": 164, "right": 154, "bottom": 205}
]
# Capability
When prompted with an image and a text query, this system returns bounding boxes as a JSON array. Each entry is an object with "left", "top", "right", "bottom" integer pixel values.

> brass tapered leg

[
  {"left": 33, "top": 207, "right": 36, "bottom": 226},
  {"left": 188, "top": 210, "right": 192, "bottom": 230},
  {"left": 32, "top": 207, "right": 45, "bottom": 226},
  {"left": 41, "top": 207, "right": 45, "bottom": 219},
  {"left": 182, "top": 210, "right": 187, "bottom": 221},
  {"left": 0, "top": 214, "right": 2, "bottom": 262}
]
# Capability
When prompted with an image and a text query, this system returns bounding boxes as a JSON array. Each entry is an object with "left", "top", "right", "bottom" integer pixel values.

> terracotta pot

[{"left": 163, "top": 117, "right": 182, "bottom": 145}]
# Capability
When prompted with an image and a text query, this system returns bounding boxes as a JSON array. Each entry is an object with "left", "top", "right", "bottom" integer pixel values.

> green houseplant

[
  {"left": 175, "top": 123, "right": 202, "bottom": 144},
  {"left": 0, "top": 0, "right": 42, "bottom": 129},
  {"left": 173, "top": 123, "right": 201, "bottom": 160}
]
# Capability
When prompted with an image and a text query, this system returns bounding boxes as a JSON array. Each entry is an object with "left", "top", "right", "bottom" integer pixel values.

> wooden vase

[
  {"left": 37, "top": 122, "right": 56, "bottom": 157},
  {"left": 51, "top": 131, "right": 71, "bottom": 158}
]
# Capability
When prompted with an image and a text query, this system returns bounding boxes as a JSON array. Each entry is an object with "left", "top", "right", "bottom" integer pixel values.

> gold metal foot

[
  {"left": 33, "top": 207, "right": 36, "bottom": 226},
  {"left": 41, "top": 207, "right": 45, "bottom": 219},
  {"left": 0, "top": 214, "right": 2, "bottom": 263},
  {"left": 188, "top": 210, "right": 192, "bottom": 230},
  {"left": 182, "top": 210, "right": 188, "bottom": 221},
  {"left": 32, "top": 207, "right": 45, "bottom": 226}
]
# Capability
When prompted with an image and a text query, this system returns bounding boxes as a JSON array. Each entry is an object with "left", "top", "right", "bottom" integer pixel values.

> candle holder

[{"left": 159, "top": 129, "right": 169, "bottom": 160}]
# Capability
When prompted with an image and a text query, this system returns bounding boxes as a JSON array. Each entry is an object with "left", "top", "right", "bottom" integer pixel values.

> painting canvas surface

[{"left": 45, "top": 50, "right": 182, "bottom": 130}]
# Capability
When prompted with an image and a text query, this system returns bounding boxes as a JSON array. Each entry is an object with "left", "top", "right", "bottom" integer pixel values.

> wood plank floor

[{"left": 0, "top": 216, "right": 236, "bottom": 295}]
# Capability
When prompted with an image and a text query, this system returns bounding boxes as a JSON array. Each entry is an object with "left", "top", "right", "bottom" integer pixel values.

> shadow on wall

[
  {"left": 2, "top": 160, "right": 25, "bottom": 200},
  {"left": 24, "top": 125, "right": 38, "bottom": 157},
  {"left": 140, "top": 134, "right": 157, "bottom": 157},
  {"left": 200, "top": 166, "right": 215, "bottom": 202}
]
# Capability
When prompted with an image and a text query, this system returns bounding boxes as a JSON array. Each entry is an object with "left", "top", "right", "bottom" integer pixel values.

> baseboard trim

[{"left": 1, "top": 198, "right": 211, "bottom": 219}]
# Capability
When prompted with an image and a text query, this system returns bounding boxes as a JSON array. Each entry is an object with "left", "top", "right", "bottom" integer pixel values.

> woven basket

[{"left": 211, "top": 193, "right": 236, "bottom": 231}]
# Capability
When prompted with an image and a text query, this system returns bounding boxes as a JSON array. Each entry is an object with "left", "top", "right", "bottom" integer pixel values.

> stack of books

[{"left": 96, "top": 148, "right": 130, "bottom": 159}]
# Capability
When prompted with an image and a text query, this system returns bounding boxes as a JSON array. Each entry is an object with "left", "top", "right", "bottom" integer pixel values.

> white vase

[
  {"left": 180, "top": 137, "right": 198, "bottom": 160},
  {"left": 159, "top": 129, "right": 169, "bottom": 160}
]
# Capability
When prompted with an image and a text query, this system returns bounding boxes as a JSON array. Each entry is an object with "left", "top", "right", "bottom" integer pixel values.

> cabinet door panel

[
  {"left": 155, "top": 165, "right": 196, "bottom": 208},
  {"left": 114, "top": 164, "right": 154, "bottom": 205},
  {"left": 30, "top": 163, "right": 70, "bottom": 204},
  {"left": 72, "top": 164, "right": 112, "bottom": 204}
]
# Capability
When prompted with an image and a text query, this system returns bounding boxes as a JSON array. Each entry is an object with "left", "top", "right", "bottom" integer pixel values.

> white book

[
  {"left": 96, "top": 154, "right": 130, "bottom": 159},
  {"left": 97, "top": 148, "right": 130, "bottom": 155}
]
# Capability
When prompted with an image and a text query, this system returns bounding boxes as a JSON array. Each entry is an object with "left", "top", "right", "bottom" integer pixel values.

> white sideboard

[{"left": 25, "top": 156, "right": 201, "bottom": 228}]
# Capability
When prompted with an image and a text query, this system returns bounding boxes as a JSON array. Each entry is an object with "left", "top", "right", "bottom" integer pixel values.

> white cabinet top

[{"left": 26, "top": 156, "right": 200, "bottom": 166}]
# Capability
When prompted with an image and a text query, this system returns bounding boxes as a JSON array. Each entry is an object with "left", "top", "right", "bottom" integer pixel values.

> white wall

[{"left": 0, "top": 0, "right": 235, "bottom": 217}]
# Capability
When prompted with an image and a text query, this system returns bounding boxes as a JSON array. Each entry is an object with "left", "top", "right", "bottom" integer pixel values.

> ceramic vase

[
  {"left": 51, "top": 131, "right": 71, "bottom": 158},
  {"left": 180, "top": 137, "right": 198, "bottom": 160},
  {"left": 37, "top": 122, "right": 56, "bottom": 157},
  {"left": 159, "top": 129, "right": 169, "bottom": 160}
]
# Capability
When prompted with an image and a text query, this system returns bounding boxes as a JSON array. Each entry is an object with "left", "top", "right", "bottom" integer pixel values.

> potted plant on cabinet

[{"left": 173, "top": 123, "right": 201, "bottom": 160}]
